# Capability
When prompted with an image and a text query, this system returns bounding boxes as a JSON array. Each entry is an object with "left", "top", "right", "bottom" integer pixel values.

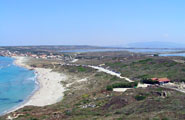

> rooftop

[{"left": 151, "top": 78, "right": 170, "bottom": 82}]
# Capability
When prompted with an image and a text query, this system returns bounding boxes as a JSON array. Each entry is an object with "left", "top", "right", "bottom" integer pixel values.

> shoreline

[{"left": 4, "top": 56, "right": 67, "bottom": 115}]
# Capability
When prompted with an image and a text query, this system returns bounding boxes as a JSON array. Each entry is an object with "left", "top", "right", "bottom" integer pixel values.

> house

[
  {"left": 40, "top": 54, "right": 47, "bottom": 59},
  {"left": 151, "top": 78, "right": 170, "bottom": 85}
]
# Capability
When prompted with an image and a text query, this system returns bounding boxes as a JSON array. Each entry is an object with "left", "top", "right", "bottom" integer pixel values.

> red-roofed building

[
  {"left": 151, "top": 78, "right": 170, "bottom": 85},
  {"left": 151, "top": 78, "right": 158, "bottom": 81}
]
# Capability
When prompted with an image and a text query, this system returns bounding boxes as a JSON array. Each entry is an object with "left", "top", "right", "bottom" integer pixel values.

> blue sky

[{"left": 0, "top": 0, "right": 185, "bottom": 46}]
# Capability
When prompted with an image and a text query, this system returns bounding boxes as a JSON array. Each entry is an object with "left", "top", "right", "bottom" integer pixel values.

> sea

[{"left": 0, "top": 56, "right": 36, "bottom": 115}]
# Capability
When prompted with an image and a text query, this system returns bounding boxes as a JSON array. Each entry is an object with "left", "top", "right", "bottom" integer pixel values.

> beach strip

[{"left": 8, "top": 56, "right": 67, "bottom": 113}]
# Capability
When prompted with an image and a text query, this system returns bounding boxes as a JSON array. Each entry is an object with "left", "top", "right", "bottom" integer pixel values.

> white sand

[
  {"left": 10, "top": 56, "right": 67, "bottom": 111},
  {"left": 25, "top": 68, "right": 66, "bottom": 106}
]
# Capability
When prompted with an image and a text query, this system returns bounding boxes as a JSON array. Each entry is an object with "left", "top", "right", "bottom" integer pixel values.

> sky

[{"left": 0, "top": 0, "right": 185, "bottom": 46}]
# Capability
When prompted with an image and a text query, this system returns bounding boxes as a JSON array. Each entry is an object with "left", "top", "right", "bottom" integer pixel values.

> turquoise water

[{"left": 0, "top": 56, "right": 36, "bottom": 115}]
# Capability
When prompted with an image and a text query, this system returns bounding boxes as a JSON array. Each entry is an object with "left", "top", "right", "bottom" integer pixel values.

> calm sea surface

[{"left": 0, "top": 56, "right": 36, "bottom": 115}]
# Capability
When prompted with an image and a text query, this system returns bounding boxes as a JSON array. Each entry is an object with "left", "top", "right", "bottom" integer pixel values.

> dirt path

[
  {"left": 88, "top": 65, "right": 133, "bottom": 82},
  {"left": 161, "top": 83, "right": 185, "bottom": 94}
]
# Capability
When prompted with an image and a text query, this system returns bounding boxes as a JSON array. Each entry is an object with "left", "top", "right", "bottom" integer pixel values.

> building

[{"left": 151, "top": 78, "right": 170, "bottom": 85}]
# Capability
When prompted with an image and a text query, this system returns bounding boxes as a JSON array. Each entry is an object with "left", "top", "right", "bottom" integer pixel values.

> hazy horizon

[{"left": 0, "top": 0, "right": 185, "bottom": 46}]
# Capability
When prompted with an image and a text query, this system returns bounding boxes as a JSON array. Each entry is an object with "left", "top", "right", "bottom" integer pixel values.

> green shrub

[
  {"left": 29, "top": 118, "right": 38, "bottom": 120},
  {"left": 137, "top": 58, "right": 153, "bottom": 64},
  {"left": 106, "top": 85, "right": 113, "bottom": 91},
  {"left": 180, "top": 79, "right": 185, "bottom": 82},
  {"left": 82, "top": 94, "right": 89, "bottom": 99},
  {"left": 153, "top": 54, "right": 159, "bottom": 57},
  {"left": 181, "top": 68, "right": 185, "bottom": 72},
  {"left": 64, "top": 110, "right": 72, "bottom": 116},
  {"left": 135, "top": 95, "right": 146, "bottom": 101},
  {"left": 110, "top": 76, "right": 121, "bottom": 81},
  {"left": 138, "top": 74, "right": 150, "bottom": 79},
  {"left": 162, "top": 118, "right": 169, "bottom": 120},
  {"left": 152, "top": 118, "right": 160, "bottom": 120},
  {"left": 106, "top": 82, "right": 138, "bottom": 91},
  {"left": 77, "top": 66, "right": 87, "bottom": 72},
  {"left": 141, "top": 78, "right": 158, "bottom": 84},
  {"left": 156, "top": 87, "right": 163, "bottom": 92},
  {"left": 111, "top": 82, "right": 138, "bottom": 88}
]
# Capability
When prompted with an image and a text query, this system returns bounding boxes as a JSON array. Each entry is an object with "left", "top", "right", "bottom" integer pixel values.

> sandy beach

[{"left": 10, "top": 56, "right": 67, "bottom": 111}]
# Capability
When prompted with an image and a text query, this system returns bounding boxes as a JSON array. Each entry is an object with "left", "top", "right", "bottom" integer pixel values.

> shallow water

[{"left": 0, "top": 56, "right": 36, "bottom": 115}]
